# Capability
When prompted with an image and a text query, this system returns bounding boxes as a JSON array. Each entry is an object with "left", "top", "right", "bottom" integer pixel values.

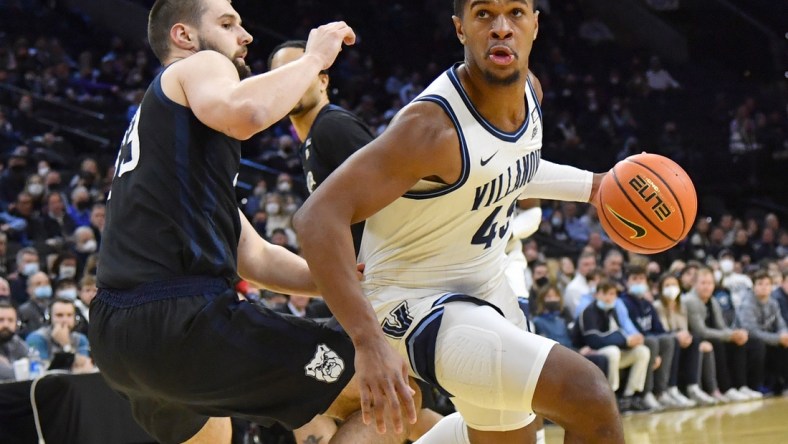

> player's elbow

[{"left": 232, "top": 100, "right": 267, "bottom": 140}]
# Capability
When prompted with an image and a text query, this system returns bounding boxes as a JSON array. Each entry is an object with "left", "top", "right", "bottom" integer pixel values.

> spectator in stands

[
  {"left": 0, "top": 230, "right": 13, "bottom": 277},
  {"left": 25, "top": 297, "right": 93, "bottom": 372},
  {"left": 76, "top": 274, "right": 96, "bottom": 324},
  {"left": 7, "top": 190, "right": 39, "bottom": 244},
  {"left": 620, "top": 266, "right": 693, "bottom": 410},
  {"left": 772, "top": 271, "right": 788, "bottom": 330},
  {"left": 40, "top": 191, "right": 75, "bottom": 252},
  {"left": 243, "top": 179, "right": 268, "bottom": 219},
  {"left": 575, "top": 279, "right": 651, "bottom": 412},
  {"left": 8, "top": 246, "right": 40, "bottom": 305},
  {"left": 0, "top": 149, "right": 29, "bottom": 206},
  {"left": 50, "top": 251, "right": 78, "bottom": 283},
  {"left": 678, "top": 261, "right": 700, "bottom": 294},
  {"left": 0, "top": 302, "right": 28, "bottom": 381},
  {"left": 653, "top": 274, "right": 719, "bottom": 405},
  {"left": 72, "top": 225, "right": 97, "bottom": 271},
  {"left": 719, "top": 249, "right": 753, "bottom": 308},
  {"left": 88, "top": 203, "right": 105, "bottom": 247},
  {"left": 564, "top": 251, "right": 597, "bottom": 315},
  {"left": 737, "top": 271, "right": 788, "bottom": 394},
  {"left": 53, "top": 278, "right": 88, "bottom": 335},
  {"left": 17, "top": 270, "right": 52, "bottom": 338},
  {"left": 685, "top": 267, "right": 765, "bottom": 401},
  {"left": 0, "top": 277, "right": 10, "bottom": 301},
  {"left": 67, "top": 186, "right": 92, "bottom": 227},
  {"left": 602, "top": 249, "right": 625, "bottom": 286},
  {"left": 645, "top": 56, "right": 680, "bottom": 92}
]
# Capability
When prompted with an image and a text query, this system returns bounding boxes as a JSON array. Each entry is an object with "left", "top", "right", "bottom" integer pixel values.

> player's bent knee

[
  {"left": 533, "top": 346, "right": 618, "bottom": 428},
  {"left": 182, "top": 417, "right": 231, "bottom": 444}
]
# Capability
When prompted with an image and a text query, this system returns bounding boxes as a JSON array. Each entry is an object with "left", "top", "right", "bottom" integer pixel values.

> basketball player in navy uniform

[
  {"left": 295, "top": 1, "right": 623, "bottom": 443},
  {"left": 268, "top": 40, "right": 373, "bottom": 256},
  {"left": 269, "top": 41, "right": 443, "bottom": 443},
  {"left": 90, "top": 1, "right": 416, "bottom": 443}
]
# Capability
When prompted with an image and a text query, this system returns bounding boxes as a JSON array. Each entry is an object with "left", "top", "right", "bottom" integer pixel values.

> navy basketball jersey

[
  {"left": 98, "top": 69, "right": 241, "bottom": 289},
  {"left": 300, "top": 104, "right": 374, "bottom": 255}
]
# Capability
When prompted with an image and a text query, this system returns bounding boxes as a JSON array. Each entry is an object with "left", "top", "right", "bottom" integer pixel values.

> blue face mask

[
  {"left": 596, "top": 300, "right": 616, "bottom": 311},
  {"left": 629, "top": 283, "right": 648, "bottom": 297},
  {"left": 34, "top": 286, "right": 52, "bottom": 299}
]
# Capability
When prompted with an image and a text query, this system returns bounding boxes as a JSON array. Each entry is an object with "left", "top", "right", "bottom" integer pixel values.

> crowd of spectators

[{"left": 0, "top": 0, "right": 786, "bottom": 441}]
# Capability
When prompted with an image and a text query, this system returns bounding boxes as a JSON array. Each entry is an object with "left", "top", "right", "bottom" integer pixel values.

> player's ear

[
  {"left": 318, "top": 72, "right": 330, "bottom": 93},
  {"left": 452, "top": 15, "right": 466, "bottom": 45},
  {"left": 533, "top": 10, "right": 540, "bottom": 41},
  {"left": 171, "top": 23, "right": 197, "bottom": 51}
]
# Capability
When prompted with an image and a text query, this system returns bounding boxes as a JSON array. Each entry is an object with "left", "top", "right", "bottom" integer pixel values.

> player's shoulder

[
  {"left": 315, "top": 105, "right": 362, "bottom": 127},
  {"left": 164, "top": 51, "right": 237, "bottom": 78},
  {"left": 377, "top": 100, "right": 459, "bottom": 155}
]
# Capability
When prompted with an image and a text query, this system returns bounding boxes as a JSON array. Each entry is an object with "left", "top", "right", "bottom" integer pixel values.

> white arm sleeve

[
  {"left": 519, "top": 159, "right": 594, "bottom": 202},
  {"left": 512, "top": 206, "right": 542, "bottom": 240}
]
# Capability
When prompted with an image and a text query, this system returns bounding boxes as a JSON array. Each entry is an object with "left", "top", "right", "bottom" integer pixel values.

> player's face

[
  {"left": 269, "top": 47, "right": 328, "bottom": 116},
  {"left": 195, "top": 0, "right": 253, "bottom": 78},
  {"left": 452, "top": 0, "right": 539, "bottom": 86}
]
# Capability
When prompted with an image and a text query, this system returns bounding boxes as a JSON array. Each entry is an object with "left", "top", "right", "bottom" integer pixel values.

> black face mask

[
  {"left": 648, "top": 272, "right": 660, "bottom": 282},
  {"left": 76, "top": 201, "right": 91, "bottom": 211},
  {"left": 535, "top": 276, "right": 549, "bottom": 288},
  {"left": 544, "top": 301, "right": 561, "bottom": 313}
]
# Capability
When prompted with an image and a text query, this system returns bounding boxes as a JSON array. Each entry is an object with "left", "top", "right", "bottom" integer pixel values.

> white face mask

[
  {"left": 38, "top": 167, "right": 50, "bottom": 177},
  {"left": 713, "top": 270, "right": 723, "bottom": 283},
  {"left": 662, "top": 285, "right": 681, "bottom": 300},
  {"left": 277, "top": 182, "right": 292, "bottom": 193},
  {"left": 265, "top": 203, "right": 280, "bottom": 214},
  {"left": 57, "top": 288, "right": 78, "bottom": 301},
  {"left": 720, "top": 259, "right": 734, "bottom": 274},
  {"left": 27, "top": 183, "right": 44, "bottom": 196},
  {"left": 78, "top": 239, "right": 97, "bottom": 254},
  {"left": 22, "top": 262, "right": 40, "bottom": 276},
  {"left": 59, "top": 266, "right": 77, "bottom": 279}
]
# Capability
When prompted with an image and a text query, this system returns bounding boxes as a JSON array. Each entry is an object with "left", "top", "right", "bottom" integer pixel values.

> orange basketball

[{"left": 597, "top": 153, "right": 697, "bottom": 254}]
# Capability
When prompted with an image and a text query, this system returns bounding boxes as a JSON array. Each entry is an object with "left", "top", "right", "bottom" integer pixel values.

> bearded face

[{"left": 197, "top": 36, "right": 251, "bottom": 79}]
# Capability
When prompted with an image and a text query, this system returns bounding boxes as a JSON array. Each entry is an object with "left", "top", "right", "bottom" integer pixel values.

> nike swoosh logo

[
  {"left": 606, "top": 205, "right": 647, "bottom": 239},
  {"left": 480, "top": 151, "right": 499, "bottom": 166}
]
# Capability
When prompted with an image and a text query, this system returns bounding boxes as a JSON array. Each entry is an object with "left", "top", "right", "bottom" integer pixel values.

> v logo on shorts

[{"left": 305, "top": 344, "right": 345, "bottom": 383}]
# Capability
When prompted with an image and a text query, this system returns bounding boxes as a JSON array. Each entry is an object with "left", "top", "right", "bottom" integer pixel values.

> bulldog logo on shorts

[{"left": 305, "top": 344, "right": 345, "bottom": 383}]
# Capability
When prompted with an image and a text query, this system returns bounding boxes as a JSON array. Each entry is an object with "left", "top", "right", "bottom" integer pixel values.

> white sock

[
  {"left": 413, "top": 412, "right": 470, "bottom": 444},
  {"left": 687, "top": 384, "right": 700, "bottom": 392},
  {"left": 536, "top": 428, "right": 546, "bottom": 444}
]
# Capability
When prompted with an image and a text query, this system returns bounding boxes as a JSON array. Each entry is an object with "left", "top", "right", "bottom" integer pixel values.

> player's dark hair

[
  {"left": 267, "top": 40, "right": 328, "bottom": 75},
  {"left": 454, "top": 0, "right": 536, "bottom": 17},
  {"left": 148, "top": 0, "right": 209, "bottom": 64}
]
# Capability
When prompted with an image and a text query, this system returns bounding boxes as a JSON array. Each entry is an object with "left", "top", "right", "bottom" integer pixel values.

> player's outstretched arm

[
  {"left": 236, "top": 209, "right": 320, "bottom": 296},
  {"left": 294, "top": 101, "right": 458, "bottom": 435},
  {"left": 167, "top": 22, "right": 355, "bottom": 140}
]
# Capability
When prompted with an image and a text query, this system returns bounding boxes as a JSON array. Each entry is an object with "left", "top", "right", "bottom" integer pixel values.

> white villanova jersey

[{"left": 360, "top": 64, "right": 543, "bottom": 317}]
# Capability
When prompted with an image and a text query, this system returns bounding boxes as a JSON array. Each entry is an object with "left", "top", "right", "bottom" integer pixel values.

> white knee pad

[
  {"left": 433, "top": 303, "right": 555, "bottom": 430},
  {"left": 413, "top": 412, "right": 469, "bottom": 444}
]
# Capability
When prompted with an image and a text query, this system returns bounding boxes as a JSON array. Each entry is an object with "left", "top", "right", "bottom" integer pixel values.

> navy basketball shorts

[{"left": 89, "top": 277, "right": 355, "bottom": 444}]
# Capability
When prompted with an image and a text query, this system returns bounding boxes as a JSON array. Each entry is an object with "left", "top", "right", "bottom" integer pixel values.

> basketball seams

[
  {"left": 626, "top": 157, "right": 692, "bottom": 236},
  {"left": 598, "top": 176, "right": 669, "bottom": 253},
  {"left": 611, "top": 166, "right": 679, "bottom": 243}
]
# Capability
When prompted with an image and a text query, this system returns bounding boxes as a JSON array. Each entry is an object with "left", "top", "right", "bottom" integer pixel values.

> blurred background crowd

[{"left": 0, "top": 0, "right": 785, "bottom": 442}]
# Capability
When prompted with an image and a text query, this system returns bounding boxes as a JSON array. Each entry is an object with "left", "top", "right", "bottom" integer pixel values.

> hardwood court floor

[{"left": 545, "top": 396, "right": 788, "bottom": 444}]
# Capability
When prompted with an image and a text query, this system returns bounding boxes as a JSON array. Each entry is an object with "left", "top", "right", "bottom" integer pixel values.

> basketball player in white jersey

[{"left": 295, "top": 1, "right": 623, "bottom": 442}]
